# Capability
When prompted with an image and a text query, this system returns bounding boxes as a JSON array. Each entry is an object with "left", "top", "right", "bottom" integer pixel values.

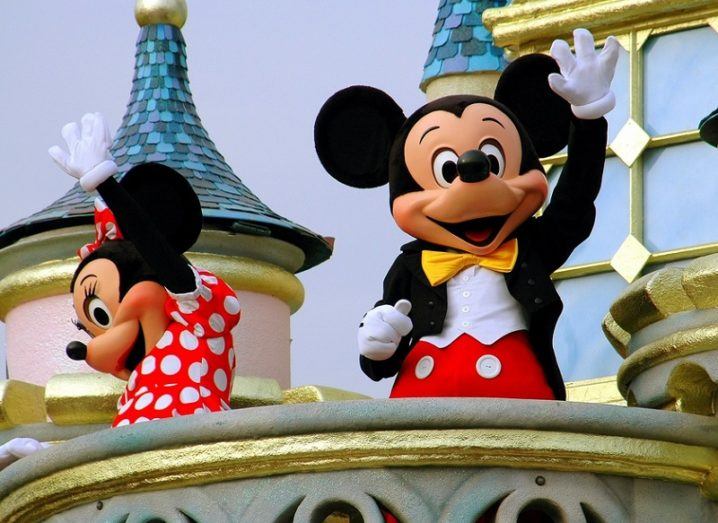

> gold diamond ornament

[
  {"left": 610, "top": 119, "right": 651, "bottom": 167},
  {"left": 611, "top": 235, "right": 651, "bottom": 283}
]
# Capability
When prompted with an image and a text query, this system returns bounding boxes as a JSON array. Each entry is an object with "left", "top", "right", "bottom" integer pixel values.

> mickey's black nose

[
  {"left": 457, "top": 150, "right": 490, "bottom": 183},
  {"left": 66, "top": 341, "right": 87, "bottom": 361}
]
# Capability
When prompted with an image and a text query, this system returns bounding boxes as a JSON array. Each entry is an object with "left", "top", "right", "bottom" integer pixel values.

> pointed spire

[
  {"left": 421, "top": 0, "right": 510, "bottom": 92},
  {"left": 0, "top": 4, "right": 331, "bottom": 271}
]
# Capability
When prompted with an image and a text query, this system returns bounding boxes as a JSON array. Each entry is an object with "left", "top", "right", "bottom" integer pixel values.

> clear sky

[{"left": 0, "top": 1, "right": 594, "bottom": 397}]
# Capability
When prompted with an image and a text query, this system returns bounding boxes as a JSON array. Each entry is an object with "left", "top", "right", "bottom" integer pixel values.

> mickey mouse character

[
  {"left": 49, "top": 113, "right": 241, "bottom": 426},
  {"left": 315, "top": 29, "right": 618, "bottom": 400}
]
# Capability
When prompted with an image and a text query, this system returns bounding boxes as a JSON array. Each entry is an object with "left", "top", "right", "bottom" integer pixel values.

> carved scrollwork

[
  {"left": 440, "top": 470, "right": 629, "bottom": 523},
  {"left": 666, "top": 362, "right": 718, "bottom": 416}
]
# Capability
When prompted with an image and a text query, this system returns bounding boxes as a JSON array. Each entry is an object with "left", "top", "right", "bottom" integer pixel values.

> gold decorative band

[
  {"left": 0, "top": 381, "right": 46, "bottom": 429},
  {"left": 1, "top": 428, "right": 716, "bottom": 522},
  {"left": 617, "top": 325, "right": 718, "bottom": 396},
  {"left": 483, "top": 0, "right": 718, "bottom": 51},
  {"left": 0, "top": 253, "right": 304, "bottom": 320}
]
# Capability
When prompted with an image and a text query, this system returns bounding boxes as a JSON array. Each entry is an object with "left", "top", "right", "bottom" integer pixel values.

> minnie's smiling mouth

[
  {"left": 116, "top": 326, "right": 146, "bottom": 372},
  {"left": 429, "top": 215, "right": 508, "bottom": 247}
]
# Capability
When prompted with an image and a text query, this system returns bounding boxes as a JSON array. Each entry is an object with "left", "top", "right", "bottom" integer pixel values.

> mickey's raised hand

[
  {"left": 358, "top": 300, "right": 413, "bottom": 361},
  {"left": 548, "top": 28, "right": 619, "bottom": 120},
  {"left": 48, "top": 112, "right": 118, "bottom": 191}
]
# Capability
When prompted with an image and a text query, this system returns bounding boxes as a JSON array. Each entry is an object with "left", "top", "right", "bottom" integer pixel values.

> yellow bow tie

[{"left": 421, "top": 239, "right": 519, "bottom": 287}]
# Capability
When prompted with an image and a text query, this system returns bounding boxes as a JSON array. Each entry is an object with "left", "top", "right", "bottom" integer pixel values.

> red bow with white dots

[{"left": 78, "top": 198, "right": 124, "bottom": 259}]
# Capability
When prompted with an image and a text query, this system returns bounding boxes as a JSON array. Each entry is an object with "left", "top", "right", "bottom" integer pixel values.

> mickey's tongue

[{"left": 465, "top": 228, "right": 492, "bottom": 243}]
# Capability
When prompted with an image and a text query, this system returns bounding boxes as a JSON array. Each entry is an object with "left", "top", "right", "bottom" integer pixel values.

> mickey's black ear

[
  {"left": 120, "top": 163, "right": 202, "bottom": 253},
  {"left": 494, "top": 54, "right": 571, "bottom": 158},
  {"left": 314, "top": 86, "right": 406, "bottom": 188}
]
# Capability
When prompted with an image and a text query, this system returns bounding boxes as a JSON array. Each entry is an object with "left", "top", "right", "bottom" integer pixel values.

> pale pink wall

[{"left": 6, "top": 290, "right": 291, "bottom": 387}]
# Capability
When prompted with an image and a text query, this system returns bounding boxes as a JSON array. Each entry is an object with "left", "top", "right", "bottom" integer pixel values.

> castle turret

[
  {"left": 0, "top": 0, "right": 331, "bottom": 388},
  {"left": 421, "top": 0, "right": 509, "bottom": 100}
]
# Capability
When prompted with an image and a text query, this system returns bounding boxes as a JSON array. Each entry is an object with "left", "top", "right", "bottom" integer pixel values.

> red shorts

[{"left": 390, "top": 331, "right": 555, "bottom": 400}]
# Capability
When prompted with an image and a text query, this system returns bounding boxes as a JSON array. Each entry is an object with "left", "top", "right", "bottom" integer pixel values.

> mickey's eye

[
  {"left": 479, "top": 141, "right": 505, "bottom": 178},
  {"left": 432, "top": 149, "right": 459, "bottom": 188},
  {"left": 84, "top": 297, "right": 113, "bottom": 329}
]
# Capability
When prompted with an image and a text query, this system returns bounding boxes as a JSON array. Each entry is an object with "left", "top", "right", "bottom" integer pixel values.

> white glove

[
  {"left": 0, "top": 438, "right": 50, "bottom": 470},
  {"left": 48, "top": 112, "right": 118, "bottom": 191},
  {"left": 548, "top": 28, "right": 620, "bottom": 120},
  {"left": 358, "top": 299, "right": 413, "bottom": 361}
]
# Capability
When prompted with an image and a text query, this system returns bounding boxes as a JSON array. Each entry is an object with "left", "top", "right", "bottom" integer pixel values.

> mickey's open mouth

[{"left": 430, "top": 215, "right": 508, "bottom": 247}]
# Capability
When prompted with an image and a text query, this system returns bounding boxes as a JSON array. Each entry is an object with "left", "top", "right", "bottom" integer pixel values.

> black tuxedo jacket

[{"left": 360, "top": 117, "right": 608, "bottom": 400}]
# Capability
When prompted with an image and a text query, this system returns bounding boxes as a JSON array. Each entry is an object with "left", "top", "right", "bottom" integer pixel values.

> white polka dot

[
  {"left": 199, "top": 285, "right": 213, "bottom": 301},
  {"left": 127, "top": 371, "right": 138, "bottom": 391},
  {"left": 220, "top": 399, "right": 231, "bottom": 411},
  {"left": 156, "top": 331, "right": 173, "bottom": 349},
  {"left": 194, "top": 406, "right": 208, "bottom": 415},
  {"left": 200, "top": 274, "right": 218, "bottom": 285},
  {"left": 208, "top": 337, "right": 225, "bottom": 355},
  {"left": 134, "top": 393, "right": 154, "bottom": 410},
  {"left": 180, "top": 330, "right": 199, "bottom": 350},
  {"left": 209, "top": 313, "right": 225, "bottom": 333},
  {"left": 214, "top": 369, "right": 228, "bottom": 391},
  {"left": 116, "top": 418, "right": 130, "bottom": 427},
  {"left": 201, "top": 358, "right": 209, "bottom": 376},
  {"left": 140, "top": 355, "right": 156, "bottom": 375},
  {"left": 155, "top": 394, "right": 173, "bottom": 410},
  {"left": 118, "top": 398, "right": 134, "bottom": 414},
  {"left": 193, "top": 323, "right": 205, "bottom": 337},
  {"left": 179, "top": 299, "right": 200, "bottom": 314},
  {"left": 180, "top": 387, "right": 200, "bottom": 404},
  {"left": 160, "top": 355, "right": 181, "bottom": 375},
  {"left": 200, "top": 386, "right": 211, "bottom": 398},
  {"left": 136, "top": 386, "right": 149, "bottom": 396},
  {"left": 188, "top": 361, "right": 203, "bottom": 383},
  {"left": 228, "top": 348, "right": 235, "bottom": 368},
  {"left": 135, "top": 416, "right": 150, "bottom": 423},
  {"left": 224, "top": 296, "right": 240, "bottom": 315},
  {"left": 172, "top": 408, "right": 180, "bottom": 417},
  {"left": 171, "top": 311, "right": 188, "bottom": 326}
]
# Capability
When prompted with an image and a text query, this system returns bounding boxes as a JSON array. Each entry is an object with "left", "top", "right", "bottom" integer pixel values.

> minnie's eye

[
  {"left": 86, "top": 297, "right": 112, "bottom": 328},
  {"left": 479, "top": 141, "right": 505, "bottom": 178},
  {"left": 432, "top": 149, "right": 459, "bottom": 188}
]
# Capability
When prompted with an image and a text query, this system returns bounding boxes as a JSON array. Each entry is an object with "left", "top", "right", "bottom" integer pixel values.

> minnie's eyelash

[
  {"left": 72, "top": 318, "right": 89, "bottom": 334},
  {"left": 84, "top": 281, "right": 98, "bottom": 299}
]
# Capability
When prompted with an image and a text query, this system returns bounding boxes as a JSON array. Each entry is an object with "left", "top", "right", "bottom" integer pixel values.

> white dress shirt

[{"left": 420, "top": 265, "right": 527, "bottom": 348}]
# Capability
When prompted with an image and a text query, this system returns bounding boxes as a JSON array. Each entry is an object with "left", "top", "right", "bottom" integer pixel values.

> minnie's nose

[
  {"left": 457, "top": 150, "right": 490, "bottom": 183},
  {"left": 66, "top": 341, "right": 87, "bottom": 361}
]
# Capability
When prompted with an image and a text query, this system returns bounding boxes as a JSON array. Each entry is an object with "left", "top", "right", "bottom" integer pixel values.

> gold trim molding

[
  {"left": 483, "top": 0, "right": 718, "bottom": 53},
  {"left": 2, "top": 428, "right": 716, "bottom": 521},
  {"left": 0, "top": 381, "right": 46, "bottom": 429},
  {"left": 617, "top": 325, "right": 718, "bottom": 396},
  {"left": 0, "top": 253, "right": 304, "bottom": 320}
]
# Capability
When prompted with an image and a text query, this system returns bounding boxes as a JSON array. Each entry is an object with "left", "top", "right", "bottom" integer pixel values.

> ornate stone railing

[{"left": 0, "top": 399, "right": 716, "bottom": 522}]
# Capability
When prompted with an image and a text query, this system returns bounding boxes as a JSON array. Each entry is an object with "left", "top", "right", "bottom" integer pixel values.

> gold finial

[{"left": 135, "top": 0, "right": 188, "bottom": 28}]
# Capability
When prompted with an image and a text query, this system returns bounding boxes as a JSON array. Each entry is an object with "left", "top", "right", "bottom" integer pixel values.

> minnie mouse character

[
  {"left": 315, "top": 29, "right": 618, "bottom": 400},
  {"left": 49, "top": 113, "right": 241, "bottom": 426}
]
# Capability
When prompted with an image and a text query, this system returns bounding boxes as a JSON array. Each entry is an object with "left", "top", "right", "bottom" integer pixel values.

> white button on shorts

[
  {"left": 415, "top": 356, "right": 434, "bottom": 379},
  {"left": 476, "top": 355, "right": 501, "bottom": 379}
]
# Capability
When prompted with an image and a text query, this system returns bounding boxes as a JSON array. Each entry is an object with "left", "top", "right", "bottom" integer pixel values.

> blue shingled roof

[
  {"left": 421, "top": 0, "right": 510, "bottom": 90},
  {"left": 0, "top": 24, "right": 331, "bottom": 272}
]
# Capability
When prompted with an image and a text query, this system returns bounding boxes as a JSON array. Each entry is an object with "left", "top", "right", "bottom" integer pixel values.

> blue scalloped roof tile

[
  {"left": 421, "top": 0, "right": 509, "bottom": 89},
  {"left": 1, "top": 23, "right": 330, "bottom": 271}
]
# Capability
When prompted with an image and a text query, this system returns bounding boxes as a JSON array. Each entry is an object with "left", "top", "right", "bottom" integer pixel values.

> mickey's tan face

[
  {"left": 392, "top": 103, "right": 548, "bottom": 255},
  {"left": 72, "top": 258, "right": 170, "bottom": 380}
]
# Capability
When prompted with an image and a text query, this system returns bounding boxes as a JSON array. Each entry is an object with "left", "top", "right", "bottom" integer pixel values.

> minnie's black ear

[
  {"left": 120, "top": 163, "right": 202, "bottom": 253},
  {"left": 494, "top": 54, "right": 571, "bottom": 158},
  {"left": 314, "top": 86, "right": 406, "bottom": 188}
]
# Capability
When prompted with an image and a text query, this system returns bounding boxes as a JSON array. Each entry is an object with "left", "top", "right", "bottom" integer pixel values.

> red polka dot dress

[{"left": 113, "top": 269, "right": 241, "bottom": 427}]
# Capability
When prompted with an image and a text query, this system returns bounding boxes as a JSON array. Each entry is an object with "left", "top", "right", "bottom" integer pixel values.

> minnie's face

[
  {"left": 72, "top": 258, "right": 169, "bottom": 379},
  {"left": 392, "top": 103, "right": 548, "bottom": 255}
]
